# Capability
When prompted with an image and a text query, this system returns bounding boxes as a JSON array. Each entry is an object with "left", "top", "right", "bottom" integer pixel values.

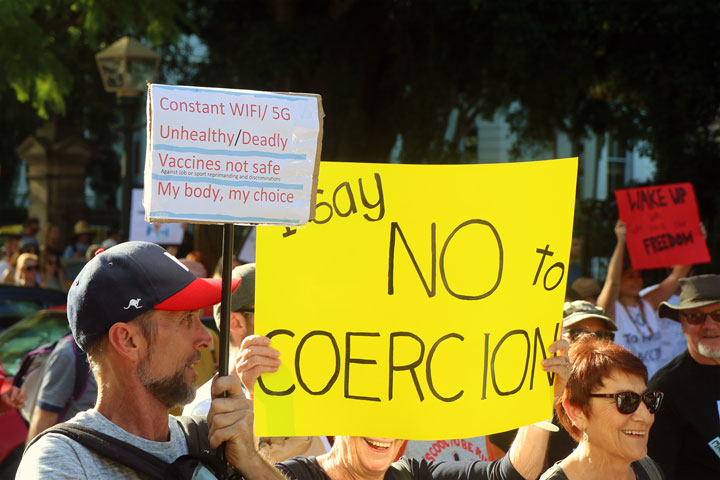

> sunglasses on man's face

[
  {"left": 589, "top": 391, "right": 663, "bottom": 414},
  {"left": 681, "top": 309, "right": 720, "bottom": 325},
  {"left": 566, "top": 329, "right": 615, "bottom": 342},
  {"left": 23, "top": 265, "right": 38, "bottom": 272}
]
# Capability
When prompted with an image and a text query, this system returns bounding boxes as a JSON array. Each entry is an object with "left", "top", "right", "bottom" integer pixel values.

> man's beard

[
  {"left": 698, "top": 342, "right": 720, "bottom": 359},
  {"left": 137, "top": 348, "right": 198, "bottom": 409}
]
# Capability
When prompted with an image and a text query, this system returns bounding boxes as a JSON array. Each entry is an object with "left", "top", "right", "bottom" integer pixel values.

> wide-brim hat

[
  {"left": 73, "top": 220, "right": 94, "bottom": 237},
  {"left": 658, "top": 274, "right": 720, "bottom": 322},
  {"left": 563, "top": 300, "right": 618, "bottom": 331}
]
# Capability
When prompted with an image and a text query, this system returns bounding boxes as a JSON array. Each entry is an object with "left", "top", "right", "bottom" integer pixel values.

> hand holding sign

[
  {"left": 615, "top": 183, "right": 710, "bottom": 270},
  {"left": 545, "top": 338, "right": 570, "bottom": 399},
  {"left": 235, "top": 334, "right": 281, "bottom": 400}
]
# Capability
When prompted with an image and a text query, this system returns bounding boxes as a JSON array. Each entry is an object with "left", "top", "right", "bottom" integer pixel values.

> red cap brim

[{"left": 154, "top": 277, "right": 241, "bottom": 311}]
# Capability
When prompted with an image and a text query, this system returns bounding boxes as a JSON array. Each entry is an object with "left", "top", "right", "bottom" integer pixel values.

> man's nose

[
  {"left": 194, "top": 317, "right": 213, "bottom": 349},
  {"left": 702, "top": 314, "right": 720, "bottom": 328}
]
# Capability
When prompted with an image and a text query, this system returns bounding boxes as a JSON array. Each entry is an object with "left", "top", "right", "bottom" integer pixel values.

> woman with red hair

[{"left": 540, "top": 336, "right": 664, "bottom": 479}]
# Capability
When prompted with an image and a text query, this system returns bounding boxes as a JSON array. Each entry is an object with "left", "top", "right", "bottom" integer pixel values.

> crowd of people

[
  {"left": 0, "top": 218, "right": 114, "bottom": 292},
  {"left": 1, "top": 214, "right": 718, "bottom": 480},
  {"left": 0, "top": 218, "right": 200, "bottom": 292}
]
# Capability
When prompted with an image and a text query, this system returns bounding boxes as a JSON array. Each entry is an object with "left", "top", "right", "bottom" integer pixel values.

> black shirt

[
  {"left": 277, "top": 454, "right": 523, "bottom": 480},
  {"left": 647, "top": 350, "right": 720, "bottom": 480}
]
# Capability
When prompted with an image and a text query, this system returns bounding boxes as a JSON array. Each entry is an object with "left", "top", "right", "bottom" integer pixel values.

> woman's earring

[{"left": 582, "top": 431, "right": 589, "bottom": 443}]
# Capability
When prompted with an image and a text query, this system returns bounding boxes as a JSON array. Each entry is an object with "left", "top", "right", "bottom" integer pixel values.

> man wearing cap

[
  {"left": 183, "top": 264, "right": 328, "bottom": 463},
  {"left": 17, "top": 242, "right": 284, "bottom": 479},
  {"left": 561, "top": 300, "right": 617, "bottom": 344},
  {"left": 646, "top": 274, "right": 720, "bottom": 480}
]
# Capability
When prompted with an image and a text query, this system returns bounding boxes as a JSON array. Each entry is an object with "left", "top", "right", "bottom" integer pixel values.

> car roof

[{"left": 0, "top": 285, "right": 67, "bottom": 307}]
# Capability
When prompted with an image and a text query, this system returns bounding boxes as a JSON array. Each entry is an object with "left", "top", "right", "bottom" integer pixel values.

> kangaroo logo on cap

[{"left": 123, "top": 298, "right": 143, "bottom": 310}]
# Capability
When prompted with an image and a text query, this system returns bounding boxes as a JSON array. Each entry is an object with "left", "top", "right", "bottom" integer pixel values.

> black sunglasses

[
  {"left": 681, "top": 309, "right": 720, "bottom": 325},
  {"left": 589, "top": 391, "right": 663, "bottom": 414},
  {"left": 566, "top": 329, "right": 615, "bottom": 342}
]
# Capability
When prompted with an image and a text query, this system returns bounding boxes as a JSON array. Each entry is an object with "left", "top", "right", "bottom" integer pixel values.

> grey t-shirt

[
  {"left": 16, "top": 409, "right": 190, "bottom": 479},
  {"left": 37, "top": 336, "right": 97, "bottom": 420}
]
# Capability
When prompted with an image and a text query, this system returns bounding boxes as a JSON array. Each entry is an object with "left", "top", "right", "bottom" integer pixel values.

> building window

[{"left": 607, "top": 136, "right": 629, "bottom": 193}]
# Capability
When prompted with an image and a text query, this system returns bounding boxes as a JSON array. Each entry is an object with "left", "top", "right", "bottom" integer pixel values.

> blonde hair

[{"left": 14, "top": 253, "right": 39, "bottom": 285}]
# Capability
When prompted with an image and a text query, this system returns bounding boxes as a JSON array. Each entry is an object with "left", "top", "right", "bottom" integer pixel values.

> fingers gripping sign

[
  {"left": 541, "top": 338, "right": 570, "bottom": 400},
  {"left": 530, "top": 337, "right": 570, "bottom": 432},
  {"left": 234, "top": 335, "right": 281, "bottom": 400}
]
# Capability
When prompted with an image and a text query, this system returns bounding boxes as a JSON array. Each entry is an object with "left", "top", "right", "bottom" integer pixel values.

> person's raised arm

[
  {"left": 208, "top": 375, "right": 285, "bottom": 480},
  {"left": 506, "top": 338, "right": 570, "bottom": 479},
  {"left": 596, "top": 220, "right": 626, "bottom": 320}
]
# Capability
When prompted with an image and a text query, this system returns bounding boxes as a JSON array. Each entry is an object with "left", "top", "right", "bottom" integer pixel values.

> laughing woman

[
  {"left": 540, "top": 337, "right": 664, "bottom": 480},
  {"left": 236, "top": 334, "right": 572, "bottom": 480}
]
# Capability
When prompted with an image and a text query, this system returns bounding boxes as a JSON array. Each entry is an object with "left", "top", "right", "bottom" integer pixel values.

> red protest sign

[{"left": 615, "top": 182, "right": 710, "bottom": 270}]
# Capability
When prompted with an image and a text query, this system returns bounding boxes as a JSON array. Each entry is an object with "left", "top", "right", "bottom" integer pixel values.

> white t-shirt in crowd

[{"left": 613, "top": 299, "right": 672, "bottom": 378}]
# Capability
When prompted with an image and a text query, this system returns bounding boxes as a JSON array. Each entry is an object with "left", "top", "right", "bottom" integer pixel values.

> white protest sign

[
  {"left": 144, "top": 84, "right": 323, "bottom": 225},
  {"left": 129, "top": 188, "right": 185, "bottom": 244}
]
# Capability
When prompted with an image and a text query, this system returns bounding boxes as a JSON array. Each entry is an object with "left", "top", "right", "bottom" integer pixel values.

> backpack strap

[
  {"left": 11, "top": 340, "right": 62, "bottom": 388},
  {"left": 27, "top": 418, "right": 236, "bottom": 479},
  {"left": 176, "top": 415, "right": 213, "bottom": 455},
  {"left": 637, "top": 456, "right": 664, "bottom": 480},
  {"left": 26, "top": 423, "right": 167, "bottom": 479}
]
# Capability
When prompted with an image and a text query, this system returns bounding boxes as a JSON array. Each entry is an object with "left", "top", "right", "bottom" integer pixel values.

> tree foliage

[
  {"left": 3, "top": 0, "right": 720, "bottom": 267},
  {"left": 0, "top": 0, "right": 187, "bottom": 210}
]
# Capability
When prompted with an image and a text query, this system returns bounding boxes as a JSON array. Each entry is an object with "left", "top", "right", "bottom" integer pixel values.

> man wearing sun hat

[
  {"left": 561, "top": 300, "right": 618, "bottom": 343},
  {"left": 63, "top": 220, "right": 95, "bottom": 259},
  {"left": 646, "top": 274, "right": 720, "bottom": 480},
  {"left": 18, "top": 241, "right": 285, "bottom": 479}
]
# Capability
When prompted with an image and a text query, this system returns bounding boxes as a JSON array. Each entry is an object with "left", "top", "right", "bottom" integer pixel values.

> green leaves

[{"left": 0, "top": 0, "right": 184, "bottom": 117}]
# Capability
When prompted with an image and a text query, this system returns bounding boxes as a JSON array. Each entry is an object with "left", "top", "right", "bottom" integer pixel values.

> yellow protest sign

[{"left": 255, "top": 159, "right": 577, "bottom": 440}]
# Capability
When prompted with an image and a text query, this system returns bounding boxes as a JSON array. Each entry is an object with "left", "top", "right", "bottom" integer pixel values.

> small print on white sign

[{"left": 144, "top": 84, "right": 323, "bottom": 226}]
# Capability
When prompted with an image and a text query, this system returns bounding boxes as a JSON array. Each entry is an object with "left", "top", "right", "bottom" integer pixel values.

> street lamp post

[{"left": 96, "top": 37, "right": 161, "bottom": 239}]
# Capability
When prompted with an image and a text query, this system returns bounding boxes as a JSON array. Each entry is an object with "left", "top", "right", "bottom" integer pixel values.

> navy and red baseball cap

[{"left": 68, "top": 241, "right": 240, "bottom": 350}]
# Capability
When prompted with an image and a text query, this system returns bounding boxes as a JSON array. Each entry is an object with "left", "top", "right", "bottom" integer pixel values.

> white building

[{"left": 472, "top": 109, "right": 655, "bottom": 201}]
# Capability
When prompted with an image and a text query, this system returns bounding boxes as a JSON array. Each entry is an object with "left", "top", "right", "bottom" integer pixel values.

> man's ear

[
  {"left": 107, "top": 321, "right": 146, "bottom": 363},
  {"left": 229, "top": 312, "right": 247, "bottom": 333},
  {"left": 563, "top": 397, "right": 588, "bottom": 431}
]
